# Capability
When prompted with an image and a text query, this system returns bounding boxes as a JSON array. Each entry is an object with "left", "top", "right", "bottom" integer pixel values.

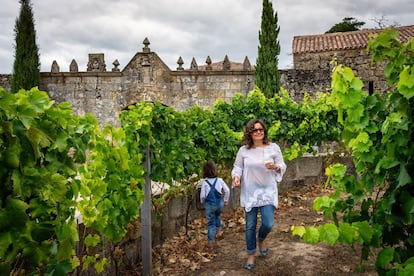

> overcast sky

[{"left": 0, "top": 0, "right": 413, "bottom": 74}]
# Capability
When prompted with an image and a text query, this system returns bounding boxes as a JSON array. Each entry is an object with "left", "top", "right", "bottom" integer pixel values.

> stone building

[
  {"left": 293, "top": 25, "right": 414, "bottom": 94},
  {"left": 39, "top": 39, "right": 257, "bottom": 126},
  {"left": 1, "top": 25, "right": 413, "bottom": 127},
  {"left": 0, "top": 39, "right": 332, "bottom": 126}
]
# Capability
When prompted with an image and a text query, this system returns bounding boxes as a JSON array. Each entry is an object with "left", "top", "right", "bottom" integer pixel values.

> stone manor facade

[
  {"left": 0, "top": 38, "right": 330, "bottom": 126},
  {"left": 1, "top": 25, "right": 413, "bottom": 126}
]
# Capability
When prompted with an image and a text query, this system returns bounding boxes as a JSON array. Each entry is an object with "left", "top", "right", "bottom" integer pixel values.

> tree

[
  {"left": 371, "top": 15, "right": 400, "bottom": 29},
  {"left": 11, "top": 0, "right": 40, "bottom": 93},
  {"left": 325, "top": 17, "right": 365, "bottom": 33},
  {"left": 255, "top": 0, "right": 281, "bottom": 98}
]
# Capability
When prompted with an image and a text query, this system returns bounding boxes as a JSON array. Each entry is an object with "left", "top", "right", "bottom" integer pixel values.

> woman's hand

[
  {"left": 233, "top": 176, "right": 240, "bottom": 187},
  {"left": 265, "top": 161, "right": 281, "bottom": 172}
]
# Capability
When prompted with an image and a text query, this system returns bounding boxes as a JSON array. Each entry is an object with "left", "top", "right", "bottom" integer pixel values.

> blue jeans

[
  {"left": 205, "top": 200, "right": 224, "bottom": 243},
  {"left": 245, "top": 205, "right": 275, "bottom": 255}
]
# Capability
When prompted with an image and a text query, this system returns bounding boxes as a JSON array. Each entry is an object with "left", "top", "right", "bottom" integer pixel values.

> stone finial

[
  {"left": 223, "top": 55, "right": 231, "bottom": 70},
  {"left": 177, "top": 56, "right": 184, "bottom": 70},
  {"left": 243, "top": 56, "right": 251, "bottom": 71},
  {"left": 87, "top": 53, "right": 106, "bottom": 72},
  {"left": 112, "top": 59, "right": 120, "bottom": 72},
  {"left": 70, "top": 59, "right": 78, "bottom": 72},
  {"left": 140, "top": 55, "right": 151, "bottom": 66},
  {"left": 205, "top": 56, "right": 212, "bottom": 70},
  {"left": 143, "top": 37, "right": 151, "bottom": 53},
  {"left": 51, "top": 60, "right": 60, "bottom": 73},
  {"left": 190, "top": 58, "right": 198, "bottom": 70}
]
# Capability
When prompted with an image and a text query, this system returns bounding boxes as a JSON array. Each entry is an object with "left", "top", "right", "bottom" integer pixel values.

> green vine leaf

[
  {"left": 318, "top": 223, "right": 339, "bottom": 246},
  {"left": 85, "top": 234, "right": 101, "bottom": 247},
  {"left": 352, "top": 221, "right": 374, "bottom": 244},
  {"left": 397, "top": 65, "right": 414, "bottom": 99},
  {"left": 291, "top": 225, "right": 306, "bottom": 237},
  {"left": 337, "top": 223, "right": 357, "bottom": 244},
  {"left": 398, "top": 164, "right": 411, "bottom": 188},
  {"left": 376, "top": 247, "right": 395, "bottom": 269},
  {"left": 303, "top": 226, "right": 320, "bottom": 244}
]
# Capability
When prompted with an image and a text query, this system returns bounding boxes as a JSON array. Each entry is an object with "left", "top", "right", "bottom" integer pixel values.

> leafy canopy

[{"left": 326, "top": 17, "right": 365, "bottom": 33}]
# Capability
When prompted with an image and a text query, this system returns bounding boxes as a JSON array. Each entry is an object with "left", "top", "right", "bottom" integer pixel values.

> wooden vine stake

[{"left": 141, "top": 143, "right": 152, "bottom": 275}]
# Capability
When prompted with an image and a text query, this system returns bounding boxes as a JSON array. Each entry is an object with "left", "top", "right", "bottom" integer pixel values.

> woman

[{"left": 231, "top": 118, "right": 286, "bottom": 270}]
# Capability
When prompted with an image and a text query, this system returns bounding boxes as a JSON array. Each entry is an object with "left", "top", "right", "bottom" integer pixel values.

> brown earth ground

[{"left": 132, "top": 183, "right": 378, "bottom": 275}]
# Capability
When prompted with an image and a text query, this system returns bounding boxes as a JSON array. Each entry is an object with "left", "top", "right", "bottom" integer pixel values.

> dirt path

[{"left": 135, "top": 183, "right": 377, "bottom": 275}]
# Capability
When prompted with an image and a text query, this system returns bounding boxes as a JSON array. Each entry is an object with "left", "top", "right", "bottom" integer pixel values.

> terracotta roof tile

[{"left": 293, "top": 25, "right": 414, "bottom": 54}]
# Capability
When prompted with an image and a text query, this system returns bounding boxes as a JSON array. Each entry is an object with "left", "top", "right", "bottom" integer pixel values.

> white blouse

[{"left": 231, "top": 143, "right": 286, "bottom": 212}]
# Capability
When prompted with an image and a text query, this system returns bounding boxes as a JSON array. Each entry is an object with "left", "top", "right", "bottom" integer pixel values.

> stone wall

[
  {"left": 40, "top": 62, "right": 334, "bottom": 125},
  {"left": 1, "top": 65, "right": 332, "bottom": 126},
  {"left": 41, "top": 71, "right": 124, "bottom": 126},
  {"left": 1, "top": 40, "right": 394, "bottom": 126},
  {"left": 38, "top": 63, "right": 334, "bottom": 127},
  {"left": 281, "top": 68, "right": 331, "bottom": 100},
  {"left": 0, "top": 74, "right": 11, "bottom": 92},
  {"left": 294, "top": 48, "right": 389, "bottom": 94},
  {"left": 35, "top": 50, "right": 257, "bottom": 127},
  {"left": 0, "top": 39, "right": 337, "bottom": 127},
  {"left": 2, "top": 49, "right": 390, "bottom": 129}
]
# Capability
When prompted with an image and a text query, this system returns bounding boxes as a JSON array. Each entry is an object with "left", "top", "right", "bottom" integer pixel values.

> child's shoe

[{"left": 215, "top": 231, "right": 224, "bottom": 240}]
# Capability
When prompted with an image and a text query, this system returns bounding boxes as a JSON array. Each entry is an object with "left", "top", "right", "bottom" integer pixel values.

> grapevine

[
  {"left": 9, "top": 30, "right": 413, "bottom": 276},
  {"left": 292, "top": 28, "right": 414, "bottom": 274}
]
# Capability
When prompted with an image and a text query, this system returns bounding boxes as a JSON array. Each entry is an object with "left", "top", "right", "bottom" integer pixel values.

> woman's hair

[
  {"left": 202, "top": 160, "right": 218, "bottom": 178},
  {"left": 242, "top": 118, "right": 270, "bottom": 149}
]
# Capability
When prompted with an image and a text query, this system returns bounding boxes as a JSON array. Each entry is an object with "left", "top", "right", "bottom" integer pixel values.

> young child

[{"left": 200, "top": 161, "right": 230, "bottom": 245}]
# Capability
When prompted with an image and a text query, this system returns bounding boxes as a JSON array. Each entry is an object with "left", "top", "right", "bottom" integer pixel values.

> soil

[{"left": 133, "top": 183, "right": 378, "bottom": 275}]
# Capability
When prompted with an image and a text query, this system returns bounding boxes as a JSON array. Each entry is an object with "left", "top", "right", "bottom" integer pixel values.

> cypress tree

[
  {"left": 255, "top": 0, "right": 280, "bottom": 98},
  {"left": 11, "top": 0, "right": 40, "bottom": 93}
]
